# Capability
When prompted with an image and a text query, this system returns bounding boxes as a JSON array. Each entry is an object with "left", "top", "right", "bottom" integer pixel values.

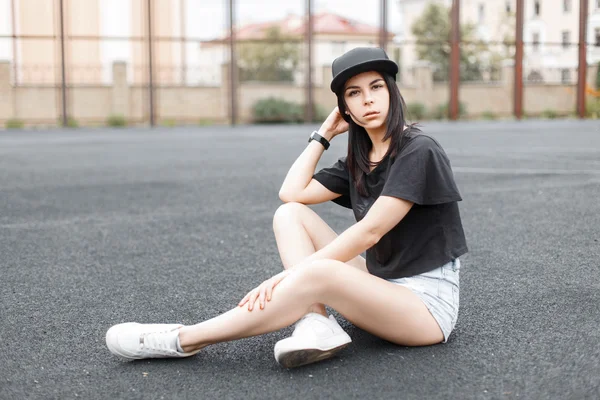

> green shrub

[
  {"left": 198, "top": 118, "right": 213, "bottom": 126},
  {"left": 252, "top": 97, "right": 301, "bottom": 123},
  {"left": 406, "top": 102, "right": 427, "bottom": 120},
  {"left": 586, "top": 98, "right": 600, "bottom": 119},
  {"left": 541, "top": 109, "right": 558, "bottom": 119},
  {"left": 430, "top": 102, "right": 467, "bottom": 120},
  {"left": 66, "top": 117, "right": 79, "bottom": 128},
  {"left": 107, "top": 114, "right": 127, "bottom": 127},
  {"left": 312, "top": 104, "right": 329, "bottom": 123},
  {"left": 161, "top": 118, "right": 177, "bottom": 127},
  {"left": 481, "top": 111, "right": 497, "bottom": 120},
  {"left": 5, "top": 118, "right": 24, "bottom": 129},
  {"left": 252, "top": 97, "right": 331, "bottom": 124}
]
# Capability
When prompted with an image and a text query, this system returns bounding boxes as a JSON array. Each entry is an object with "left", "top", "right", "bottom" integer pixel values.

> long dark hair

[{"left": 338, "top": 73, "right": 415, "bottom": 196}]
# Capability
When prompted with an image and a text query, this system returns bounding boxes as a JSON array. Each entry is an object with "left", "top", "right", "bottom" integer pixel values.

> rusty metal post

[
  {"left": 180, "top": 0, "right": 187, "bottom": 85},
  {"left": 10, "top": 0, "right": 18, "bottom": 85},
  {"left": 379, "top": 0, "right": 387, "bottom": 51},
  {"left": 514, "top": 0, "right": 524, "bottom": 119},
  {"left": 449, "top": 0, "right": 460, "bottom": 120},
  {"left": 228, "top": 0, "right": 237, "bottom": 125},
  {"left": 147, "top": 0, "right": 156, "bottom": 126},
  {"left": 305, "top": 0, "right": 313, "bottom": 123},
  {"left": 58, "top": 0, "right": 68, "bottom": 127},
  {"left": 577, "top": 0, "right": 589, "bottom": 118}
]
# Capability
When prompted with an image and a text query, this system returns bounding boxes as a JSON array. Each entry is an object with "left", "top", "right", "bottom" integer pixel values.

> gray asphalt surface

[{"left": 1, "top": 120, "right": 599, "bottom": 399}]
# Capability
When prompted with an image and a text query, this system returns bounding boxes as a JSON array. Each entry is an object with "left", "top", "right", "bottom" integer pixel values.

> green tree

[
  {"left": 238, "top": 27, "right": 300, "bottom": 82},
  {"left": 411, "top": 3, "right": 488, "bottom": 82}
]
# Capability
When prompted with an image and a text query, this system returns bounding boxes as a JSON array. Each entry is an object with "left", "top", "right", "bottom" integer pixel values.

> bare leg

[
  {"left": 272, "top": 202, "right": 367, "bottom": 316},
  {"left": 178, "top": 260, "right": 443, "bottom": 353}
]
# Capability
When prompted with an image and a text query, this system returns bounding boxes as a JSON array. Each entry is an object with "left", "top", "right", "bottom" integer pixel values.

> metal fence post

[
  {"left": 58, "top": 0, "right": 68, "bottom": 127},
  {"left": 305, "top": 0, "right": 313, "bottom": 123},
  {"left": 181, "top": 0, "right": 187, "bottom": 85},
  {"left": 10, "top": 0, "right": 18, "bottom": 86},
  {"left": 228, "top": 0, "right": 237, "bottom": 125},
  {"left": 514, "top": 0, "right": 524, "bottom": 120},
  {"left": 577, "top": 0, "right": 589, "bottom": 119},
  {"left": 449, "top": 0, "right": 460, "bottom": 120},
  {"left": 147, "top": 0, "right": 156, "bottom": 127},
  {"left": 379, "top": 0, "right": 387, "bottom": 51}
]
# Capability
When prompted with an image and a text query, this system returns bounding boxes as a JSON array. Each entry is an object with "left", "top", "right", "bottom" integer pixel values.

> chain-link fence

[{"left": 0, "top": 0, "right": 598, "bottom": 128}]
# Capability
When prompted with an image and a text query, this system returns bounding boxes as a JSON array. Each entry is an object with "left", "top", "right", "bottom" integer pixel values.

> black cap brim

[{"left": 330, "top": 59, "right": 398, "bottom": 93}]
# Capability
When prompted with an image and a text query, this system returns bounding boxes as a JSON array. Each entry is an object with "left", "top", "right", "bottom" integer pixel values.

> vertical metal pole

[
  {"left": 305, "top": 0, "right": 313, "bottom": 123},
  {"left": 228, "top": 0, "right": 237, "bottom": 125},
  {"left": 577, "top": 0, "right": 589, "bottom": 119},
  {"left": 58, "top": 0, "right": 68, "bottom": 126},
  {"left": 10, "top": 0, "right": 18, "bottom": 85},
  {"left": 180, "top": 0, "right": 187, "bottom": 85},
  {"left": 449, "top": 0, "right": 460, "bottom": 120},
  {"left": 514, "top": 0, "right": 524, "bottom": 119},
  {"left": 379, "top": 0, "right": 387, "bottom": 51},
  {"left": 147, "top": 0, "right": 155, "bottom": 126}
]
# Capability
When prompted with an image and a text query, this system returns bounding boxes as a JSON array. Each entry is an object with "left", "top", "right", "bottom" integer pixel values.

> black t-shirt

[{"left": 313, "top": 128, "right": 468, "bottom": 279}]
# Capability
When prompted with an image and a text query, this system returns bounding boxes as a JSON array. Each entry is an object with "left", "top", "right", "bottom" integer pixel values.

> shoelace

[{"left": 139, "top": 329, "right": 177, "bottom": 355}]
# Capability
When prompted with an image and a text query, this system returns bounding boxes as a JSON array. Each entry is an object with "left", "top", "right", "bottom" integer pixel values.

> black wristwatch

[{"left": 308, "top": 131, "right": 330, "bottom": 150}]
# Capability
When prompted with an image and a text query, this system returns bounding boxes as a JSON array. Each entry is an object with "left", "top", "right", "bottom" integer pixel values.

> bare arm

[
  {"left": 295, "top": 196, "right": 414, "bottom": 268},
  {"left": 279, "top": 107, "right": 349, "bottom": 204}
]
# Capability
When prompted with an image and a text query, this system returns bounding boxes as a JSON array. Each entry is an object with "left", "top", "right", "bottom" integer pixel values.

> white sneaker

[
  {"left": 274, "top": 313, "right": 351, "bottom": 368},
  {"left": 106, "top": 323, "right": 200, "bottom": 360}
]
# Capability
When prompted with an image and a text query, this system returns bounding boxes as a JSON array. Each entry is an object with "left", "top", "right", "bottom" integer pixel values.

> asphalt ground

[{"left": 1, "top": 120, "right": 599, "bottom": 399}]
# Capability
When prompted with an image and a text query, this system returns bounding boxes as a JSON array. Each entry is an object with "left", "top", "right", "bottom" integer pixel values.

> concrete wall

[{"left": 0, "top": 61, "right": 598, "bottom": 127}]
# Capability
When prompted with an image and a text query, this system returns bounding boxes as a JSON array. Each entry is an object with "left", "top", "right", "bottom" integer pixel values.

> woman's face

[{"left": 343, "top": 71, "right": 389, "bottom": 131}]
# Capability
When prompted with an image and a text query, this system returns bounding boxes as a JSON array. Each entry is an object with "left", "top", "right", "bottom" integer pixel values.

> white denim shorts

[{"left": 387, "top": 259, "right": 460, "bottom": 343}]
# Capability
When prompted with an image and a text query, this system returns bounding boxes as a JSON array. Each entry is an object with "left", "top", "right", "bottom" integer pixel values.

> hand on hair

[{"left": 318, "top": 107, "right": 349, "bottom": 140}]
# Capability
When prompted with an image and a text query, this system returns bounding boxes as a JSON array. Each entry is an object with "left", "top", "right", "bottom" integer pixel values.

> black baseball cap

[{"left": 330, "top": 47, "right": 398, "bottom": 94}]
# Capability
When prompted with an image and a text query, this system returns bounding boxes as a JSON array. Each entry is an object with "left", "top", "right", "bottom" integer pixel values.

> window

[
  {"left": 527, "top": 70, "right": 544, "bottom": 83},
  {"left": 478, "top": 3, "right": 485, "bottom": 24},
  {"left": 561, "top": 69, "right": 570, "bottom": 84},
  {"left": 532, "top": 33, "right": 540, "bottom": 52},
  {"left": 595, "top": 28, "right": 600, "bottom": 47},
  {"left": 562, "top": 31, "right": 570, "bottom": 49},
  {"left": 563, "top": 0, "right": 571, "bottom": 13},
  {"left": 534, "top": 0, "right": 540, "bottom": 16}
]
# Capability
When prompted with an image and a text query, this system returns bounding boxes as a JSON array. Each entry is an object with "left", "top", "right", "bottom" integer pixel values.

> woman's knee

[
  {"left": 273, "top": 202, "right": 309, "bottom": 230},
  {"left": 293, "top": 259, "right": 345, "bottom": 294}
]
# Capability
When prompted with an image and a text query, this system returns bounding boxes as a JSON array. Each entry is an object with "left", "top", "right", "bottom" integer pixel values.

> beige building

[
  {"left": 7, "top": 0, "right": 102, "bottom": 84},
  {"left": 3, "top": 0, "right": 182, "bottom": 85},
  {"left": 199, "top": 12, "right": 395, "bottom": 86},
  {"left": 398, "top": 0, "right": 600, "bottom": 84}
]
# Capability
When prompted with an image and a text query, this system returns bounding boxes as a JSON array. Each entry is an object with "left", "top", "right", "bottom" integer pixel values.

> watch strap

[{"left": 308, "top": 131, "right": 330, "bottom": 150}]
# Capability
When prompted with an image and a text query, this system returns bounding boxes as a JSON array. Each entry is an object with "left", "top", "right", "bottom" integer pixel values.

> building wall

[
  {"left": 65, "top": 0, "right": 102, "bottom": 84},
  {"left": 1, "top": 61, "right": 597, "bottom": 126},
  {"left": 398, "top": 0, "right": 600, "bottom": 83},
  {"left": 16, "top": 0, "right": 60, "bottom": 84}
]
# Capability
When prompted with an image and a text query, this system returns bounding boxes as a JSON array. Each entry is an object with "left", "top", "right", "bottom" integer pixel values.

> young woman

[{"left": 106, "top": 47, "right": 468, "bottom": 369}]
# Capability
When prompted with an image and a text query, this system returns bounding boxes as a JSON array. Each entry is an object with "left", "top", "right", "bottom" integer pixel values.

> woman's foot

[
  {"left": 274, "top": 313, "right": 352, "bottom": 368},
  {"left": 106, "top": 323, "right": 200, "bottom": 360}
]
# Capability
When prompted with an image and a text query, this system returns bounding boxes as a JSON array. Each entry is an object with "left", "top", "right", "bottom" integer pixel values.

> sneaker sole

[{"left": 276, "top": 343, "right": 350, "bottom": 369}]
